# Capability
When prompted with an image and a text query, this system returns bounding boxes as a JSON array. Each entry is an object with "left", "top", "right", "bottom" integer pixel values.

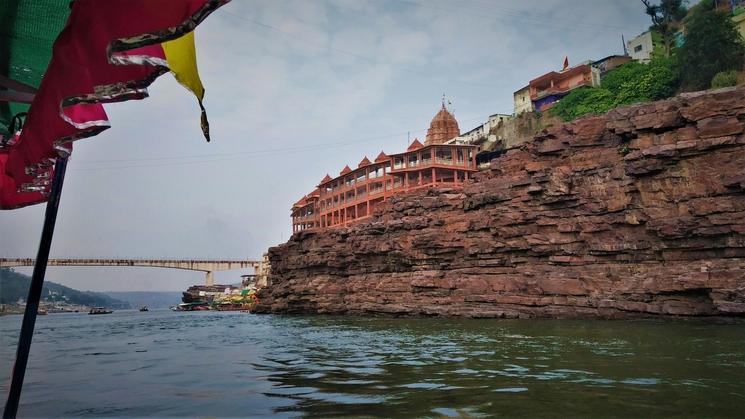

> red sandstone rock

[{"left": 255, "top": 87, "right": 745, "bottom": 319}]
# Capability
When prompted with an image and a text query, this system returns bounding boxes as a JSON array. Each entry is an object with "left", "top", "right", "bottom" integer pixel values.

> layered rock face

[{"left": 255, "top": 87, "right": 745, "bottom": 318}]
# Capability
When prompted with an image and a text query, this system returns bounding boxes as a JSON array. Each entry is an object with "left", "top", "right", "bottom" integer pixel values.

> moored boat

[
  {"left": 88, "top": 307, "right": 113, "bottom": 315},
  {"left": 139, "top": 305, "right": 149, "bottom": 312},
  {"left": 171, "top": 302, "right": 210, "bottom": 311}
]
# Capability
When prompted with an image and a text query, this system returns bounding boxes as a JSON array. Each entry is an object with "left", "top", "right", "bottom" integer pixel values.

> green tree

[
  {"left": 641, "top": 0, "right": 688, "bottom": 57},
  {"left": 678, "top": 0, "right": 745, "bottom": 91}
]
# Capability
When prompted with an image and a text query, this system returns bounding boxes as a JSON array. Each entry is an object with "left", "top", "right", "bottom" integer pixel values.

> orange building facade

[
  {"left": 529, "top": 63, "right": 600, "bottom": 112},
  {"left": 291, "top": 104, "right": 477, "bottom": 233}
]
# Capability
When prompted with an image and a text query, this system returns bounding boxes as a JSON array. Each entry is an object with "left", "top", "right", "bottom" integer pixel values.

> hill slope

[{"left": 0, "top": 268, "right": 130, "bottom": 308}]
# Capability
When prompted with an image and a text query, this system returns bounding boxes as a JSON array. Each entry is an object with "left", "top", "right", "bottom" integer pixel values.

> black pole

[{"left": 3, "top": 157, "right": 68, "bottom": 419}]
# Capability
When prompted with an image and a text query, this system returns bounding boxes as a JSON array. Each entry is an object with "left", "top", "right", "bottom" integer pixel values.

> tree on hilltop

[
  {"left": 677, "top": 0, "right": 745, "bottom": 91},
  {"left": 641, "top": 0, "right": 688, "bottom": 57}
]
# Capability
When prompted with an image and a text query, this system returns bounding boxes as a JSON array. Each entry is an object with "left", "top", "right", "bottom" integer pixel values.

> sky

[{"left": 0, "top": 0, "right": 651, "bottom": 291}]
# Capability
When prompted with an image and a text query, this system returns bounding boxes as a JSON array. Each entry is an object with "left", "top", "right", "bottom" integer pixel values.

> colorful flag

[{"left": 1, "top": 0, "right": 229, "bottom": 209}]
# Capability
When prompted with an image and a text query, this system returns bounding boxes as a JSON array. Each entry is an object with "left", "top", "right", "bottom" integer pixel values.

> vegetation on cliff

[{"left": 551, "top": 59, "right": 678, "bottom": 122}]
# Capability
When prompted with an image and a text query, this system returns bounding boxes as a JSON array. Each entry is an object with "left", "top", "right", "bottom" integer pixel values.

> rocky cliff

[{"left": 255, "top": 87, "right": 745, "bottom": 319}]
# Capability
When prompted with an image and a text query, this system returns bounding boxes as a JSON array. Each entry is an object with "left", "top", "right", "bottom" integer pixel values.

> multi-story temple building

[{"left": 291, "top": 103, "right": 478, "bottom": 233}]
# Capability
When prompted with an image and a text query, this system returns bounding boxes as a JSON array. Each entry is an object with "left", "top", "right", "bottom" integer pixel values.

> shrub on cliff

[
  {"left": 551, "top": 59, "right": 679, "bottom": 122},
  {"left": 548, "top": 87, "right": 615, "bottom": 122},
  {"left": 711, "top": 70, "right": 740, "bottom": 88}
]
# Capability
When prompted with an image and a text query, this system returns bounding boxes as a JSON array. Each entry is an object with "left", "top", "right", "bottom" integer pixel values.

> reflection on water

[{"left": 1, "top": 311, "right": 744, "bottom": 417}]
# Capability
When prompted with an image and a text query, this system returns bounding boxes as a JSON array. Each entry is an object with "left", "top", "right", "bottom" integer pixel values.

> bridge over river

[{"left": 0, "top": 258, "right": 262, "bottom": 286}]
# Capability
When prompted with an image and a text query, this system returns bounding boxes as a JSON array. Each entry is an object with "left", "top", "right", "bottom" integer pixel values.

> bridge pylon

[{"left": 205, "top": 271, "right": 214, "bottom": 286}]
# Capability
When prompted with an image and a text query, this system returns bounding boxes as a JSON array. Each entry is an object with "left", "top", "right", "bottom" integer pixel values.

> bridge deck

[
  {"left": 0, "top": 258, "right": 262, "bottom": 286},
  {"left": 0, "top": 258, "right": 260, "bottom": 271}
]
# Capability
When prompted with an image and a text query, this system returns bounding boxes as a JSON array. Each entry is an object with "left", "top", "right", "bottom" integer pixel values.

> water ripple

[{"left": 0, "top": 312, "right": 743, "bottom": 417}]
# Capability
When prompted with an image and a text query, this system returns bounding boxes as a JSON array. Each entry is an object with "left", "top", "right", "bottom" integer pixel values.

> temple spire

[{"left": 425, "top": 99, "right": 460, "bottom": 146}]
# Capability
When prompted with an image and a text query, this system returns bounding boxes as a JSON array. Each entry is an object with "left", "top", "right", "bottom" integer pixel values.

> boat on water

[
  {"left": 171, "top": 302, "right": 210, "bottom": 311},
  {"left": 88, "top": 307, "right": 113, "bottom": 315},
  {"left": 139, "top": 305, "right": 149, "bottom": 312}
]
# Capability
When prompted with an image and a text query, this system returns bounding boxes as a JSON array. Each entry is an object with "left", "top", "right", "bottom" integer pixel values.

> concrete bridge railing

[{"left": 0, "top": 258, "right": 262, "bottom": 286}]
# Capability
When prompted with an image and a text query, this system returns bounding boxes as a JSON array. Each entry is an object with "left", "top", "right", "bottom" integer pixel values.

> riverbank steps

[{"left": 255, "top": 86, "right": 745, "bottom": 319}]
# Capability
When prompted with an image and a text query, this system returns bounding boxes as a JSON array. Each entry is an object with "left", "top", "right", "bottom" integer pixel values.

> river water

[{"left": 1, "top": 310, "right": 744, "bottom": 417}]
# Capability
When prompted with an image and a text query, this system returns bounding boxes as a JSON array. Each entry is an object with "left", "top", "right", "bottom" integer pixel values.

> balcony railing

[
  {"left": 293, "top": 214, "right": 318, "bottom": 222},
  {"left": 530, "top": 80, "right": 592, "bottom": 100},
  {"left": 388, "top": 157, "right": 473, "bottom": 171}
]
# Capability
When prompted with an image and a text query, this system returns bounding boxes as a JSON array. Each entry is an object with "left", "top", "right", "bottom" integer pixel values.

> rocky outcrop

[{"left": 255, "top": 87, "right": 745, "bottom": 319}]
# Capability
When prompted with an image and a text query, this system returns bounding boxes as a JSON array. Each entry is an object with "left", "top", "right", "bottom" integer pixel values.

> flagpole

[{"left": 3, "top": 157, "right": 68, "bottom": 419}]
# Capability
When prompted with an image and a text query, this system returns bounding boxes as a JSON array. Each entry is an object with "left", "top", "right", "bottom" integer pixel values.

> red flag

[
  {"left": 1, "top": 0, "right": 229, "bottom": 209},
  {"left": 563, "top": 56, "right": 569, "bottom": 71}
]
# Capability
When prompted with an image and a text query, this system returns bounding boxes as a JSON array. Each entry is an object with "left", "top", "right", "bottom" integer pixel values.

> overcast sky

[{"left": 0, "top": 0, "right": 650, "bottom": 291}]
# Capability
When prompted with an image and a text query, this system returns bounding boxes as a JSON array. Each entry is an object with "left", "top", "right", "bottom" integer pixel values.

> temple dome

[{"left": 425, "top": 103, "right": 460, "bottom": 146}]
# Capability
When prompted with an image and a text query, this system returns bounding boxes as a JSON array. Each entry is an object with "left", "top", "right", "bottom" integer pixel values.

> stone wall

[
  {"left": 486, "top": 111, "right": 562, "bottom": 151},
  {"left": 255, "top": 87, "right": 745, "bottom": 319}
]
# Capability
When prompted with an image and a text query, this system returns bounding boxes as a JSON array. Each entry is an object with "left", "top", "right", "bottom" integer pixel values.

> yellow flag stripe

[
  {"left": 162, "top": 31, "right": 205, "bottom": 101},
  {"left": 161, "top": 31, "right": 210, "bottom": 141}
]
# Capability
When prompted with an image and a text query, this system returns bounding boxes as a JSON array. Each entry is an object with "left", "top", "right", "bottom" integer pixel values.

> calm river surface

[{"left": 1, "top": 310, "right": 744, "bottom": 417}]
